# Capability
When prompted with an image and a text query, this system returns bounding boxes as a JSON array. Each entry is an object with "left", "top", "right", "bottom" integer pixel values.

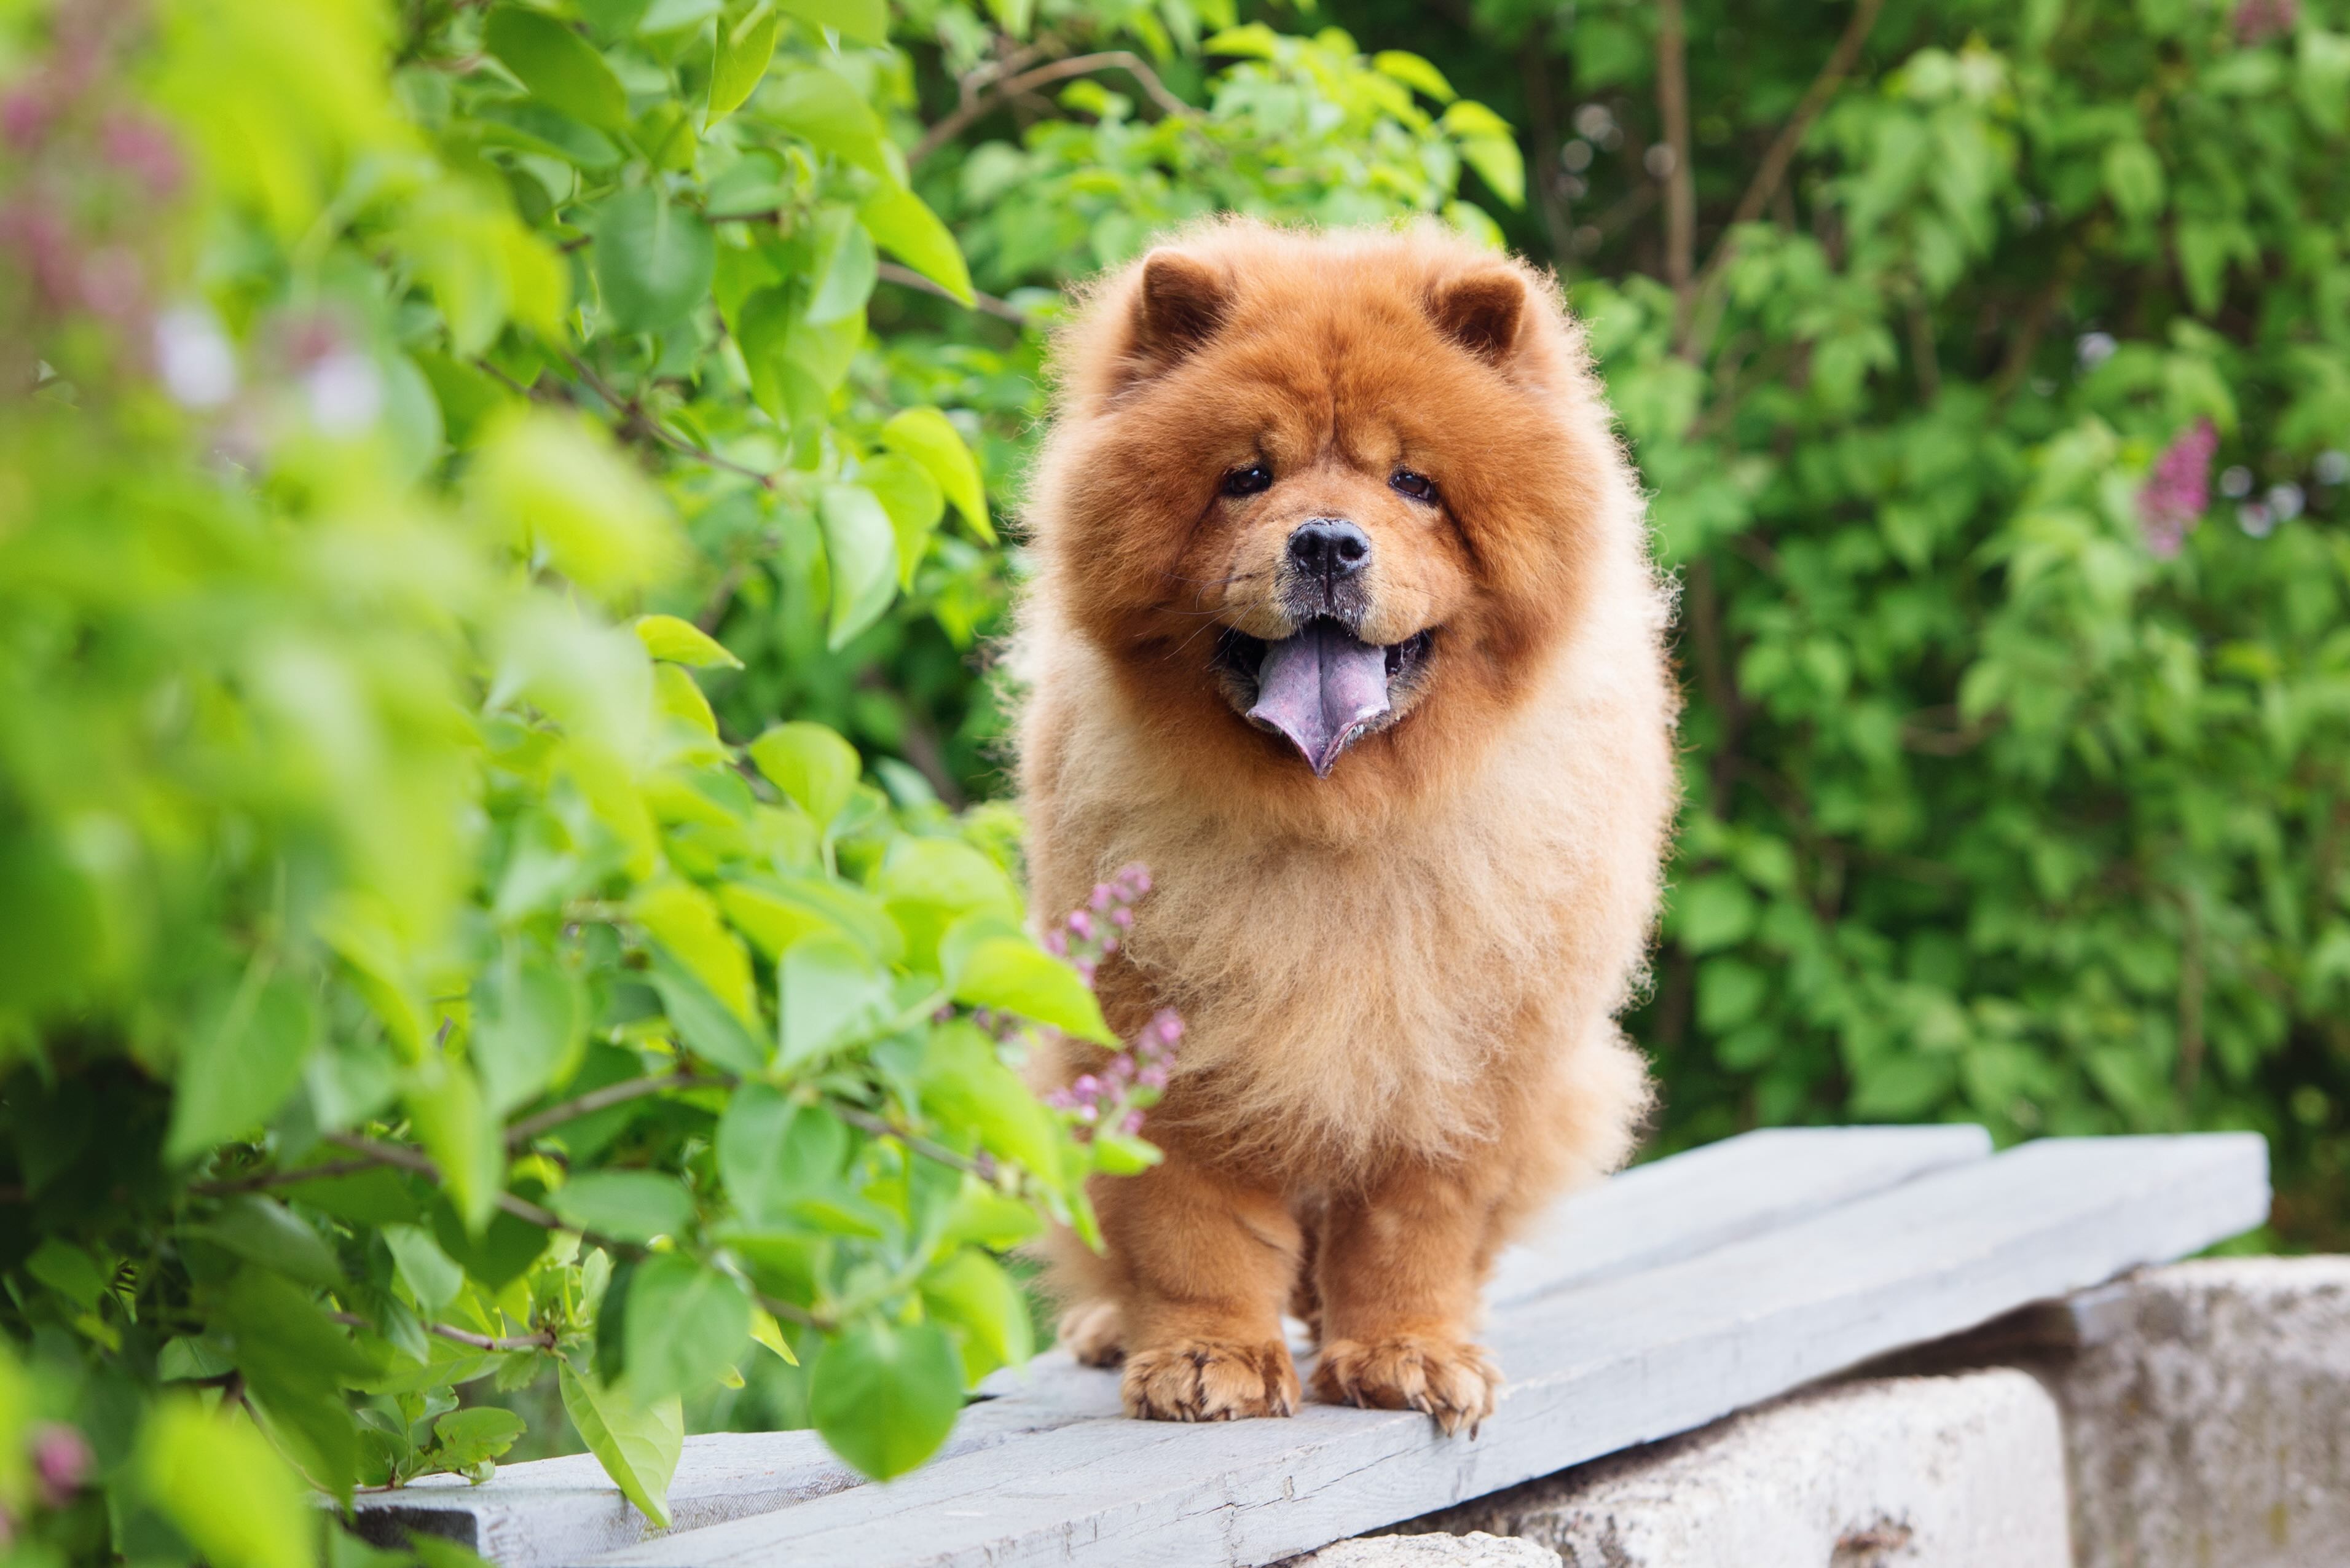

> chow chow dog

[{"left": 1011, "top": 220, "right": 1676, "bottom": 1433}]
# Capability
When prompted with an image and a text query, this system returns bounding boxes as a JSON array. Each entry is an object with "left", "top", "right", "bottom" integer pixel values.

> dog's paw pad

[
  {"left": 1311, "top": 1334, "right": 1499, "bottom": 1436},
  {"left": 1122, "top": 1338, "right": 1300, "bottom": 1421},
  {"left": 1057, "top": 1300, "right": 1127, "bottom": 1368}
]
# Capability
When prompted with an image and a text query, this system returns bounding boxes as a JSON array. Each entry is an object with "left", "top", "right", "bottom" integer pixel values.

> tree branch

[
  {"left": 1655, "top": 0, "right": 1697, "bottom": 305},
  {"left": 910, "top": 51, "right": 1190, "bottom": 164},
  {"left": 1684, "top": 0, "right": 1885, "bottom": 345},
  {"left": 332, "top": 1311, "right": 556, "bottom": 1353},
  {"left": 1519, "top": 26, "right": 1576, "bottom": 266},
  {"left": 506, "top": 1071, "right": 721, "bottom": 1148},
  {"left": 832, "top": 1105, "right": 999, "bottom": 1180},
  {"left": 560, "top": 353, "right": 777, "bottom": 490},
  {"left": 874, "top": 261, "right": 1032, "bottom": 326}
]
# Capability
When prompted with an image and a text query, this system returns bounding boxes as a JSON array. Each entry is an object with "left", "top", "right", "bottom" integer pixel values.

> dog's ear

[
  {"left": 1428, "top": 267, "right": 1528, "bottom": 363},
  {"left": 1130, "top": 249, "right": 1232, "bottom": 365}
]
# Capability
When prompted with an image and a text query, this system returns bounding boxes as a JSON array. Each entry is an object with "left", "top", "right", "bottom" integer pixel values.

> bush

[
  {"left": 0, "top": 0, "right": 1525, "bottom": 1560},
  {"left": 1316, "top": 0, "right": 2350, "bottom": 1241}
]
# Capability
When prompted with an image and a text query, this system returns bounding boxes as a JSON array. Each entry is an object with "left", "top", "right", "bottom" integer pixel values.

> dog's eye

[
  {"left": 1222, "top": 464, "right": 1273, "bottom": 497},
  {"left": 1391, "top": 469, "right": 1438, "bottom": 503}
]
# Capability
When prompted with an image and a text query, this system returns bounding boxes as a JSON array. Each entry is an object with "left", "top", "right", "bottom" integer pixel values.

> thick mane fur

[
  {"left": 1008, "top": 218, "right": 1678, "bottom": 1429},
  {"left": 1013, "top": 218, "right": 1676, "bottom": 1179}
]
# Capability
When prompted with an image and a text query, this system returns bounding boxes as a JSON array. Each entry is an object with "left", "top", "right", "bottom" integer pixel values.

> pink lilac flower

[
  {"left": 32, "top": 1424, "right": 90, "bottom": 1507},
  {"left": 2233, "top": 0, "right": 2298, "bottom": 45},
  {"left": 1034, "top": 864, "right": 1184, "bottom": 1142},
  {"left": 2137, "top": 418, "right": 2218, "bottom": 559}
]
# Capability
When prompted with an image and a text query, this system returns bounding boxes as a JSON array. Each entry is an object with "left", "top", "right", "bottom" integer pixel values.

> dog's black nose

[{"left": 1287, "top": 519, "right": 1370, "bottom": 580}]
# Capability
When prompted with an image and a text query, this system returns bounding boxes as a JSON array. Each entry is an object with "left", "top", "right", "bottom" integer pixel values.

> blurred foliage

[
  {"left": 0, "top": 0, "right": 1523, "bottom": 1556},
  {"left": 1305, "top": 0, "right": 2350, "bottom": 1244}
]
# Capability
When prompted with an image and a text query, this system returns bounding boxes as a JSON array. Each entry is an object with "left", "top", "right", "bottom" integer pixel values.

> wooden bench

[{"left": 353, "top": 1127, "right": 2268, "bottom": 1568}]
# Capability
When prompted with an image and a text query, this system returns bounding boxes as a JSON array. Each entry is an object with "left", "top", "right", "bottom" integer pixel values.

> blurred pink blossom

[{"left": 2137, "top": 418, "right": 2218, "bottom": 559}]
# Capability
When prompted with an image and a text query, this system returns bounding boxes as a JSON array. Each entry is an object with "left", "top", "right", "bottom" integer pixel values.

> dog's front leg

[
  {"left": 1308, "top": 1159, "right": 1500, "bottom": 1435},
  {"left": 1093, "top": 1147, "right": 1303, "bottom": 1422}
]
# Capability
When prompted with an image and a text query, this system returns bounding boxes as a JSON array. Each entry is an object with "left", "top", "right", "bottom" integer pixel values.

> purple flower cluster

[
  {"left": 1039, "top": 861, "right": 1152, "bottom": 984},
  {"left": 1033, "top": 864, "right": 1186, "bottom": 1140},
  {"left": 2138, "top": 418, "right": 2218, "bottom": 559},
  {"left": 1043, "top": 1008, "right": 1184, "bottom": 1139},
  {"left": 2233, "top": 0, "right": 2298, "bottom": 45}
]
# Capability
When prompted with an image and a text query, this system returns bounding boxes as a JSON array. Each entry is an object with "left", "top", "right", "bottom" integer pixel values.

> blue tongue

[{"left": 1244, "top": 621, "right": 1391, "bottom": 777}]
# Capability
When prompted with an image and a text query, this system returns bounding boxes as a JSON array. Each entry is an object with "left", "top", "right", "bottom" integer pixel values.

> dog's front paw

[
  {"left": 1122, "top": 1337, "right": 1300, "bottom": 1422},
  {"left": 1311, "top": 1333, "right": 1499, "bottom": 1436},
  {"left": 1056, "top": 1299, "right": 1126, "bottom": 1367}
]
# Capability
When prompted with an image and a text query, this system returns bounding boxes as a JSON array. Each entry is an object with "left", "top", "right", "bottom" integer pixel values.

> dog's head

[{"left": 1027, "top": 222, "right": 1630, "bottom": 807}]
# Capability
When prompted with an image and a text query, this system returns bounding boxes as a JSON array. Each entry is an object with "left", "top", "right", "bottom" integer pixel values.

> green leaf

[
  {"left": 471, "top": 410, "right": 677, "bottom": 597},
  {"left": 431, "top": 1199, "right": 550, "bottom": 1294},
  {"left": 559, "top": 1358, "right": 683, "bottom": 1528},
  {"left": 1373, "top": 50, "right": 1455, "bottom": 101},
  {"left": 26, "top": 1239, "right": 108, "bottom": 1308},
  {"left": 857, "top": 186, "right": 974, "bottom": 306},
  {"left": 646, "top": 946, "right": 772, "bottom": 1077},
  {"left": 1673, "top": 876, "right": 1757, "bottom": 955},
  {"left": 548, "top": 1170, "right": 694, "bottom": 1243},
  {"left": 632, "top": 879, "right": 760, "bottom": 1026},
  {"left": 709, "top": 5, "right": 782, "bottom": 121},
  {"left": 430, "top": 1408, "right": 527, "bottom": 1470},
  {"left": 591, "top": 186, "right": 716, "bottom": 334},
  {"left": 880, "top": 408, "right": 990, "bottom": 541},
  {"left": 918, "top": 1021, "right": 1063, "bottom": 1178},
  {"left": 804, "top": 207, "right": 879, "bottom": 326},
  {"left": 948, "top": 931, "right": 1115, "bottom": 1044},
  {"left": 859, "top": 456, "right": 943, "bottom": 589},
  {"left": 769, "top": 68, "right": 895, "bottom": 178},
  {"left": 140, "top": 1400, "right": 315, "bottom": 1568},
  {"left": 778, "top": 933, "right": 894, "bottom": 1068},
  {"left": 747, "top": 723, "right": 862, "bottom": 828},
  {"left": 380, "top": 1222, "right": 465, "bottom": 1311},
  {"left": 483, "top": 7, "right": 630, "bottom": 133},
  {"left": 623, "top": 1255, "right": 753, "bottom": 1401},
  {"left": 404, "top": 1059, "right": 503, "bottom": 1235},
  {"left": 474, "top": 947, "right": 586, "bottom": 1116},
  {"left": 718, "top": 1084, "right": 850, "bottom": 1223},
  {"left": 195, "top": 1196, "right": 344, "bottom": 1288},
  {"left": 808, "top": 1319, "right": 963, "bottom": 1480},
  {"left": 167, "top": 971, "right": 316, "bottom": 1164},
  {"left": 2102, "top": 138, "right": 2166, "bottom": 224},
  {"left": 818, "top": 482, "right": 900, "bottom": 649},
  {"left": 919, "top": 1248, "right": 1033, "bottom": 1382},
  {"left": 633, "top": 614, "right": 744, "bottom": 668},
  {"left": 776, "top": 0, "right": 889, "bottom": 45}
]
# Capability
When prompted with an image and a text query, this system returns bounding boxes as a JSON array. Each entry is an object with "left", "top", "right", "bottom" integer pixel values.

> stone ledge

[
  {"left": 2038, "top": 1257, "right": 2350, "bottom": 1568},
  {"left": 1391, "top": 1370, "right": 2070, "bottom": 1568}
]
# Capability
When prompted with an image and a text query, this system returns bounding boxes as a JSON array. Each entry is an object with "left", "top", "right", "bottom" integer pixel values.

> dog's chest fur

[{"left": 1018, "top": 608, "right": 1670, "bottom": 1174}]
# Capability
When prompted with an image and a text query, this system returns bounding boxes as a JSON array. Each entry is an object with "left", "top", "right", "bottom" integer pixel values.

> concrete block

[
  {"left": 1399, "top": 1370, "right": 2070, "bottom": 1568},
  {"left": 1291, "top": 1535, "right": 1564, "bottom": 1567},
  {"left": 2042, "top": 1257, "right": 2350, "bottom": 1568}
]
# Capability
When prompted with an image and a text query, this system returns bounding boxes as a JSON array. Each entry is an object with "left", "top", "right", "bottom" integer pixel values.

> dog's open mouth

[{"left": 1216, "top": 620, "right": 1435, "bottom": 777}]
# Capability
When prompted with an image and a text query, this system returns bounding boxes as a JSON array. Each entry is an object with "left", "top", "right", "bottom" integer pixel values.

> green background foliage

[{"left": 2, "top": 0, "right": 2347, "bottom": 1559}]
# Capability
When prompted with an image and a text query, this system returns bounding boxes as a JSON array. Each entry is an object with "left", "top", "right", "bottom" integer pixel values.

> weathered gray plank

[
  {"left": 583, "top": 1133, "right": 2267, "bottom": 1568},
  {"left": 356, "top": 1125, "right": 1988, "bottom": 1564}
]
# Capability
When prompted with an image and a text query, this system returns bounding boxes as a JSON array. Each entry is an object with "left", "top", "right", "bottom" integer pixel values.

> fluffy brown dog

[{"left": 1011, "top": 219, "right": 1677, "bottom": 1433}]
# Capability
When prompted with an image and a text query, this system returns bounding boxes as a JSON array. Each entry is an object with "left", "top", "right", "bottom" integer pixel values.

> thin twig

[
  {"left": 507, "top": 1071, "right": 720, "bottom": 1148},
  {"left": 874, "top": 261, "right": 1032, "bottom": 326},
  {"left": 1719, "top": 0, "right": 1884, "bottom": 241},
  {"left": 561, "top": 353, "right": 777, "bottom": 490},
  {"left": 911, "top": 51, "right": 1190, "bottom": 163},
  {"left": 833, "top": 1105, "right": 999, "bottom": 1180},
  {"left": 1683, "top": 0, "right": 1884, "bottom": 356},
  {"left": 321, "top": 1132, "right": 572, "bottom": 1236},
  {"left": 194, "top": 1156, "right": 393, "bottom": 1196},
  {"left": 331, "top": 1311, "right": 556, "bottom": 1353},
  {"left": 1655, "top": 0, "right": 1697, "bottom": 307}
]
